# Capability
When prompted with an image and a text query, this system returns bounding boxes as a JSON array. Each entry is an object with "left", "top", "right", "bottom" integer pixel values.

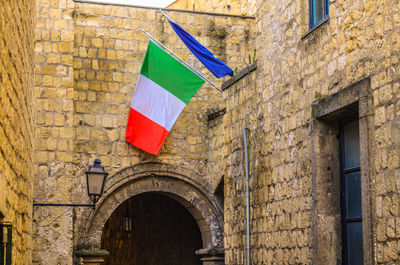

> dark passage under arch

[{"left": 101, "top": 192, "right": 203, "bottom": 265}]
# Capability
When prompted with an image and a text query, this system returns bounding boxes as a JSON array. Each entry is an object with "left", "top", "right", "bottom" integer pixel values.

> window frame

[
  {"left": 309, "top": 0, "right": 330, "bottom": 29},
  {"left": 311, "top": 78, "right": 373, "bottom": 265},
  {"left": 339, "top": 118, "right": 364, "bottom": 265}
]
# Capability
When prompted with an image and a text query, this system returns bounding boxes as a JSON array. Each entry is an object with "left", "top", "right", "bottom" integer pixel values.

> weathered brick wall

[
  {"left": 168, "top": 0, "right": 257, "bottom": 16},
  {"left": 32, "top": 1, "right": 254, "bottom": 264},
  {"left": 222, "top": 0, "right": 400, "bottom": 264},
  {"left": 0, "top": 0, "right": 36, "bottom": 264}
]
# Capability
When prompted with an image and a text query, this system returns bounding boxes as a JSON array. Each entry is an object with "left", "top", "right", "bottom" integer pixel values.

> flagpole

[
  {"left": 138, "top": 28, "right": 223, "bottom": 93},
  {"left": 157, "top": 9, "right": 176, "bottom": 23}
]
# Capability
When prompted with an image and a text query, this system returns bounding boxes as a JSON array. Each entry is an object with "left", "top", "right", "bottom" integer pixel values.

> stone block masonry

[
  {"left": 30, "top": 0, "right": 400, "bottom": 264},
  {"left": 221, "top": 0, "right": 400, "bottom": 264},
  {"left": 0, "top": 0, "right": 36, "bottom": 264},
  {"left": 168, "top": 0, "right": 258, "bottom": 17},
  {"left": 222, "top": 63, "right": 264, "bottom": 264},
  {"left": 32, "top": 1, "right": 254, "bottom": 264}
]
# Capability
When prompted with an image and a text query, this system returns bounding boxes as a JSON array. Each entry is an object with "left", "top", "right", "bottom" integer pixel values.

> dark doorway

[{"left": 101, "top": 193, "right": 203, "bottom": 265}]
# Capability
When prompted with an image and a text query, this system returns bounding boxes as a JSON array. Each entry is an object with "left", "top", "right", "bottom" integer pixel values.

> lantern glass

[
  {"left": 1, "top": 222, "right": 11, "bottom": 244},
  {"left": 87, "top": 173, "right": 105, "bottom": 195},
  {"left": 85, "top": 159, "right": 108, "bottom": 203},
  {"left": 2, "top": 225, "right": 8, "bottom": 244}
]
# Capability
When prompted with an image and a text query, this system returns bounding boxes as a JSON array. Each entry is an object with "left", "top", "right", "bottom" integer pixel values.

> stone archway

[{"left": 78, "top": 162, "right": 224, "bottom": 264}]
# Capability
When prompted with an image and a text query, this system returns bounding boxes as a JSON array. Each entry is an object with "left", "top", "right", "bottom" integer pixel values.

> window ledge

[{"left": 301, "top": 18, "right": 329, "bottom": 40}]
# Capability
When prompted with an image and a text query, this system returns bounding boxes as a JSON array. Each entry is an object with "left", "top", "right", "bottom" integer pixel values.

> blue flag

[{"left": 168, "top": 21, "right": 234, "bottom": 78}]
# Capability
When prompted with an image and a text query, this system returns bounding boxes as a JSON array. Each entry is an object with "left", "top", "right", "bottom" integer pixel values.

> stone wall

[
  {"left": 221, "top": 63, "right": 260, "bottom": 264},
  {"left": 167, "top": 0, "right": 257, "bottom": 16},
  {"left": 31, "top": 0, "right": 400, "bottom": 264},
  {"left": 222, "top": 0, "right": 400, "bottom": 264},
  {"left": 32, "top": 1, "right": 254, "bottom": 264},
  {"left": 33, "top": 0, "right": 76, "bottom": 263},
  {"left": 0, "top": 0, "right": 36, "bottom": 264}
]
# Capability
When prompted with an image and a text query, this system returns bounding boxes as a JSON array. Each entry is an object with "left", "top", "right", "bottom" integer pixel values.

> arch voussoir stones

[{"left": 79, "top": 162, "right": 224, "bottom": 254}]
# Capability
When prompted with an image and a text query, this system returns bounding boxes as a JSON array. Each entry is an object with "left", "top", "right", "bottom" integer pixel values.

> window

[
  {"left": 0, "top": 223, "right": 12, "bottom": 265},
  {"left": 311, "top": 78, "right": 372, "bottom": 264},
  {"left": 309, "top": 0, "right": 329, "bottom": 29},
  {"left": 340, "top": 120, "right": 363, "bottom": 265}
]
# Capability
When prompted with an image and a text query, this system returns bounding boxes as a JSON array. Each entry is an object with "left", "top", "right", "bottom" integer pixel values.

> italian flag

[{"left": 126, "top": 41, "right": 205, "bottom": 155}]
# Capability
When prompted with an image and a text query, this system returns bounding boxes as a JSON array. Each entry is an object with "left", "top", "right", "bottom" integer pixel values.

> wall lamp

[
  {"left": 33, "top": 159, "right": 108, "bottom": 209},
  {"left": 1, "top": 222, "right": 11, "bottom": 244},
  {"left": 122, "top": 201, "right": 133, "bottom": 233},
  {"left": 122, "top": 216, "right": 133, "bottom": 233},
  {"left": 1, "top": 222, "right": 12, "bottom": 264},
  {"left": 85, "top": 159, "right": 108, "bottom": 204}
]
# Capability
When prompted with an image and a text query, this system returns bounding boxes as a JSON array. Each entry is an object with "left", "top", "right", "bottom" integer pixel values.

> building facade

[
  {"left": 1, "top": 0, "right": 400, "bottom": 264},
  {"left": 32, "top": 1, "right": 253, "bottom": 264},
  {"left": 223, "top": 0, "right": 400, "bottom": 264},
  {"left": 0, "top": 0, "right": 36, "bottom": 264}
]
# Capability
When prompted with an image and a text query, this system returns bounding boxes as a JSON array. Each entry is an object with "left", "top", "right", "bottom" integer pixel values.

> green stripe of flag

[{"left": 140, "top": 40, "right": 204, "bottom": 104}]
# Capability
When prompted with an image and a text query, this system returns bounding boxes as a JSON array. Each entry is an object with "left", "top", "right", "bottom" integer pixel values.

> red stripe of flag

[{"left": 126, "top": 108, "right": 170, "bottom": 155}]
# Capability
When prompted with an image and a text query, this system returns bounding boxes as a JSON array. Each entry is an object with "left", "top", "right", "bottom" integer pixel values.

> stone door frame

[{"left": 77, "top": 162, "right": 224, "bottom": 261}]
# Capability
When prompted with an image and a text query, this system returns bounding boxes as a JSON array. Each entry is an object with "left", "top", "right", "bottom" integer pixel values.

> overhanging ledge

[{"left": 221, "top": 62, "right": 257, "bottom": 91}]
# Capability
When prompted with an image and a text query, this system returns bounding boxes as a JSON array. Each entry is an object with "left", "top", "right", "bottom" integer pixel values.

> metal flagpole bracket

[{"left": 135, "top": 28, "right": 223, "bottom": 93}]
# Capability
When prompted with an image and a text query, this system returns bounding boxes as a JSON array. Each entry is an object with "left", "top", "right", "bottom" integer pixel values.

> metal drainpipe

[{"left": 243, "top": 126, "right": 250, "bottom": 265}]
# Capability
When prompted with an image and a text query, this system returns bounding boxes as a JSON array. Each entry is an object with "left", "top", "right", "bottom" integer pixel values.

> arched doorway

[
  {"left": 101, "top": 192, "right": 202, "bottom": 265},
  {"left": 78, "top": 163, "right": 224, "bottom": 265}
]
